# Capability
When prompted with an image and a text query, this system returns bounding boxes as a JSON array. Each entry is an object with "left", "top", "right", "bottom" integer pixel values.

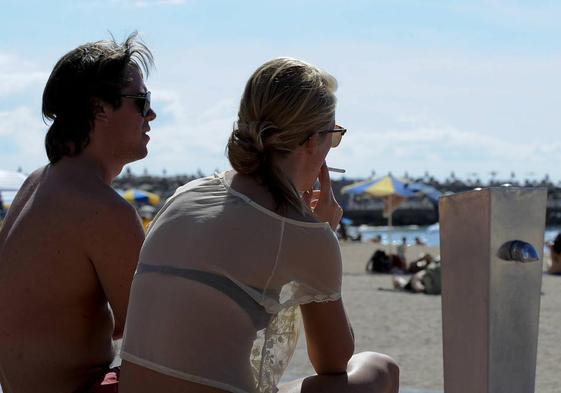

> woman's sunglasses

[
  {"left": 120, "top": 91, "right": 151, "bottom": 117},
  {"left": 299, "top": 124, "right": 347, "bottom": 148},
  {"left": 318, "top": 125, "right": 347, "bottom": 148}
]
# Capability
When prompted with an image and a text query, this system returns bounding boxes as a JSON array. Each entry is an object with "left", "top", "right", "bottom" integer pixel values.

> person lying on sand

[{"left": 546, "top": 234, "right": 561, "bottom": 275}]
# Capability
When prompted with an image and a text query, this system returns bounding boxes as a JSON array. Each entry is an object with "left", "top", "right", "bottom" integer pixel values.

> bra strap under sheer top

[{"left": 136, "top": 263, "right": 272, "bottom": 330}]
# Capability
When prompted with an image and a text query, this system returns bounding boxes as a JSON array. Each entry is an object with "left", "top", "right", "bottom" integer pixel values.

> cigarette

[{"left": 328, "top": 166, "right": 346, "bottom": 174}]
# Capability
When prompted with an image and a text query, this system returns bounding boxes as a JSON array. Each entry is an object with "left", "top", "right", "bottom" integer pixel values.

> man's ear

[{"left": 91, "top": 98, "right": 109, "bottom": 121}]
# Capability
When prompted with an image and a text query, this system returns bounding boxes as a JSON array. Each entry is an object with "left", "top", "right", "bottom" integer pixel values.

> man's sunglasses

[
  {"left": 121, "top": 91, "right": 151, "bottom": 117},
  {"left": 299, "top": 125, "right": 347, "bottom": 148}
]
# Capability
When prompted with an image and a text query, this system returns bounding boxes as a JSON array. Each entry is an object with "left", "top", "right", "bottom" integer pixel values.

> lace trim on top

[{"left": 219, "top": 269, "right": 342, "bottom": 314}]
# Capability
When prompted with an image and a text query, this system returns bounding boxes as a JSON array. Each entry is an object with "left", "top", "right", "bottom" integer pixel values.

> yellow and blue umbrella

[
  {"left": 341, "top": 175, "right": 441, "bottom": 247},
  {"left": 341, "top": 174, "right": 417, "bottom": 199},
  {"left": 342, "top": 174, "right": 441, "bottom": 203},
  {"left": 342, "top": 175, "right": 417, "bottom": 227},
  {"left": 121, "top": 189, "right": 161, "bottom": 206}
]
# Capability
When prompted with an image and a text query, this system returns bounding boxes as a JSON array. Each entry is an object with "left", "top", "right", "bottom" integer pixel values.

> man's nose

[{"left": 145, "top": 108, "right": 156, "bottom": 121}]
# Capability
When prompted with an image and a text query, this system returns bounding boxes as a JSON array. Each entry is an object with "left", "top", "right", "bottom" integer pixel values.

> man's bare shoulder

[
  {"left": 73, "top": 179, "right": 142, "bottom": 234},
  {"left": 80, "top": 180, "right": 137, "bottom": 217},
  {"left": 16, "top": 165, "right": 143, "bottom": 243},
  {"left": 43, "top": 165, "right": 139, "bottom": 222}
]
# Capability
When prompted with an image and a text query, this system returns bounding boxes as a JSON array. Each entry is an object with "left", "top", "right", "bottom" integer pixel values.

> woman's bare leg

[{"left": 278, "top": 352, "right": 399, "bottom": 393}]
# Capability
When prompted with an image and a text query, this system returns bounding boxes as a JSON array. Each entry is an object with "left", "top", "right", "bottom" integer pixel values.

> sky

[{"left": 1, "top": 0, "right": 560, "bottom": 183}]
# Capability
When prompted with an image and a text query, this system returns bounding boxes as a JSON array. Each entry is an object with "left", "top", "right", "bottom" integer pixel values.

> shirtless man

[{"left": 0, "top": 33, "right": 156, "bottom": 393}]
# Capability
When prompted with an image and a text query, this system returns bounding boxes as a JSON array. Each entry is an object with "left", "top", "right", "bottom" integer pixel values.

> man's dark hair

[{"left": 42, "top": 32, "right": 154, "bottom": 164}]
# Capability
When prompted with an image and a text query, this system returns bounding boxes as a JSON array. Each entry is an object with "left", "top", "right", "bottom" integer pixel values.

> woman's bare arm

[{"left": 300, "top": 299, "right": 354, "bottom": 374}]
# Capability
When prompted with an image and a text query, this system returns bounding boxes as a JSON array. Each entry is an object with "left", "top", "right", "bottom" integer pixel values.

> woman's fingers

[
  {"left": 310, "top": 199, "right": 319, "bottom": 210},
  {"left": 302, "top": 189, "right": 313, "bottom": 207},
  {"left": 312, "top": 163, "right": 343, "bottom": 230},
  {"left": 317, "top": 163, "right": 332, "bottom": 203}
]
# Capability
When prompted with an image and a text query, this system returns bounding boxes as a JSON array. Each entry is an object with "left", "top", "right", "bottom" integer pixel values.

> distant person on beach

[
  {"left": 338, "top": 219, "right": 349, "bottom": 240},
  {"left": 407, "top": 252, "right": 435, "bottom": 274},
  {"left": 396, "top": 236, "right": 407, "bottom": 266},
  {"left": 119, "top": 58, "right": 399, "bottom": 393},
  {"left": 0, "top": 33, "right": 155, "bottom": 393},
  {"left": 393, "top": 255, "right": 442, "bottom": 295},
  {"left": 546, "top": 233, "right": 561, "bottom": 275}
]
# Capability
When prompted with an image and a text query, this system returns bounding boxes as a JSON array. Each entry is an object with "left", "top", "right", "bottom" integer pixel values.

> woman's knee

[
  {"left": 380, "top": 354, "right": 400, "bottom": 391},
  {"left": 348, "top": 352, "right": 400, "bottom": 393}
]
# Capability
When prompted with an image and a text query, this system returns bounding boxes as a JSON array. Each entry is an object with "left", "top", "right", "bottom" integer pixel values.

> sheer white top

[{"left": 121, "top": 173, "right": 342, "bottom": 393}]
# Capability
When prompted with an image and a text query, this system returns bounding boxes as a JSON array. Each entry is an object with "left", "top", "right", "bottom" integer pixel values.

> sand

[{"left": 282, "top": 242, "right": 561, "bottom": 393}]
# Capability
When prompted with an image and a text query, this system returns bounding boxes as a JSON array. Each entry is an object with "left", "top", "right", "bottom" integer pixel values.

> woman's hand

[{"left": 303, "top": 163, "right": 343, "bottom": 231}]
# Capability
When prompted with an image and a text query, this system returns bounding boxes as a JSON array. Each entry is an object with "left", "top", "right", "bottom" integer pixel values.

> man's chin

[{"left": 122, "top": 149, "right": 149, "bottom": 166}]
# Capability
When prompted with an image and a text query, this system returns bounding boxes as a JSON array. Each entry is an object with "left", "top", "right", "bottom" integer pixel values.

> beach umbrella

[
  {"left": 406, "top": 182, "right": 442, "bottom": 205},
  {"left": 0, "top": 170, "right": 28, "bottom": 209},
  {"left": 121, "top": 189, "right": 161, "bottom": 206},
  {"left": 341, "top": 174, "right": 416, "bottom": 232},
  {"left": 342, "top": 175, "right": 417, "bottom": 199},
  {"left": 341, "top": 174, "right": 441, "bottom": 248}
]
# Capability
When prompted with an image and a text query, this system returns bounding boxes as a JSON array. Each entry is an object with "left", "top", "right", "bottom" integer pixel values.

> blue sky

[{"left": 1, "top": 0, "right": 560, "bottom": 182}]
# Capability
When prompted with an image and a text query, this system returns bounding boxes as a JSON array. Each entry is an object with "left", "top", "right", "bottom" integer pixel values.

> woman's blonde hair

[{"left": 227, "top": 57, "right": 337, "bottom": 213}]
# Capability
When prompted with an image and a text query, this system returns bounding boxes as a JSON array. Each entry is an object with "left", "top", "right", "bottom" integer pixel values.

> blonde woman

[{"left": 119, "top": 58, "right": 399, "bottom": 393}]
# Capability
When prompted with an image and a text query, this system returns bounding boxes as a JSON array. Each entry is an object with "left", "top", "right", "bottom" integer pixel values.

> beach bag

[
  {"left": 366, "top": 250, "right": 392, "bottom": 273},
  {"left": 421, "top": 262, "right": 441, "bottom": 294}
]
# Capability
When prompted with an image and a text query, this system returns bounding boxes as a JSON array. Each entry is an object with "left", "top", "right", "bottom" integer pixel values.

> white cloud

[
  {"left": 3, "top": 27, "right": 561, "bottom": 182},
  {"left": 350, "top": 126, "right": 542, "bottom": 161},
  {"left": 116, "top": 40, "right": 561, "bottom": 181},
  {"left": 128, "top": 91, "right": 237, "bottom": 175},
  {"left": 334, "top": 124, "right": 561, "bottom": 181},
  {"left": 152, "top": 89, "right": 186, "bottom": 120},
  {"left": 0, "top": 107, "right": 47, "bottom": 172},
  {"left": 0, "top": 54, "right": 48, "bottom": 98}
]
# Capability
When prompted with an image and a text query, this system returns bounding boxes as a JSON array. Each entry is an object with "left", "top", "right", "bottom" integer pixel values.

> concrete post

[{"left": 440, "top": 187, "right": 546, "bottom": 393}]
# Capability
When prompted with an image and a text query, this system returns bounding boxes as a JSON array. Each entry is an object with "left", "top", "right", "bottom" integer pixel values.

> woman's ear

[
  {"left": 303, "top": 132, "right": 329, "bottom": 155},
  {"left": 303, "top": 132, "right": 320, "bottom": 153}
]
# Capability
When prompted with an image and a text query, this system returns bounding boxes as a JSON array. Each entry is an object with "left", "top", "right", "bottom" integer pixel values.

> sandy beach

[{"left": 283, "top": 242, "right": 561, "bottom": 393}]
